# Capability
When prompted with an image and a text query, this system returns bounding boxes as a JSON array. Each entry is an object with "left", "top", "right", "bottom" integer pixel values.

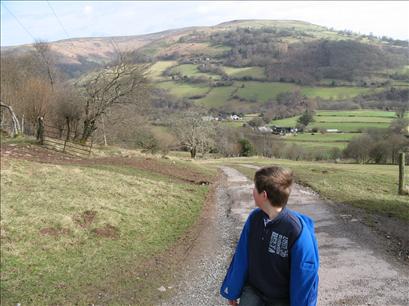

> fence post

[
  {"left": 88, "top": 138, "right": 93, "bottom": 157},
  {"left": 37, "top": 116, "right": 44, "bottom": 145},
  {"left": 399, "top": 152, "right": 406, "bottom": 195}
]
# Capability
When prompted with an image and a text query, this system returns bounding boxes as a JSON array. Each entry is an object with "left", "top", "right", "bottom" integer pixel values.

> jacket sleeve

[
  {"left": 290, "top": 218, "right": 320, "bottom": 306},
  {"left": 220, "top": 209, "right": 258, "bottom": 300}
]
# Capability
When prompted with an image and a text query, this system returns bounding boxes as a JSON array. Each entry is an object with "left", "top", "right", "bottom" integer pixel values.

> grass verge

[
  {"left": 1, "top": 157, "right": 215, "bottom": 305},
  {"left": 205, "top": 157, "right": 409, "bottom": 222}
]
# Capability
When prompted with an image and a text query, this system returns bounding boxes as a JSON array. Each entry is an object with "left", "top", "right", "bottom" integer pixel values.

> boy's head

[{"left": 253, "top": 166, "right": 293, "bottom": 208}]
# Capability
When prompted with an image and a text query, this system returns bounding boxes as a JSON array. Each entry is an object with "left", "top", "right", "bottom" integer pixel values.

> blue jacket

[{"left": 220, "top": 208, "right": 319, "bottom": 306}]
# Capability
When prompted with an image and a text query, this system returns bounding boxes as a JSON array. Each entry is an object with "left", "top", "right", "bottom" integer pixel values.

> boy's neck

[{"left": 263, "top": 204, "right": 283, "bottom": 220}]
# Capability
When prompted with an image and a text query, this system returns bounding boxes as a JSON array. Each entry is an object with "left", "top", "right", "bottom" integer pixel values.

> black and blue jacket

[{"left": 220, "top": 208, "right": 319, "bottom": 306}]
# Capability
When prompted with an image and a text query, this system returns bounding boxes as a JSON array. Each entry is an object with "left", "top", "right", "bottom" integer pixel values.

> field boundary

[{"left": 39, "top": 120, "right": 93, "bottom": 157}]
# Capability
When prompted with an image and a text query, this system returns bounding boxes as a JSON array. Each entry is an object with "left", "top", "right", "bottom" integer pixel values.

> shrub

[{"left": 239, "top": 139, "right": 255, "bottom": 157}]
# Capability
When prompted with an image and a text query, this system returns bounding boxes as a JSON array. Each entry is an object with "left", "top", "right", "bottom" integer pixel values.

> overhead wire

[
  {"left": 46, "top": 1, "right": 75, "bottom": 48},
  {"left": 46, "top": 1, "right": 70, "bottom": 41},
  {"left": 1, "top": 2, "right": 37, "bottom": 42},
  {"left": 4, "top": 1, "right": 123, "bottom": 64}
]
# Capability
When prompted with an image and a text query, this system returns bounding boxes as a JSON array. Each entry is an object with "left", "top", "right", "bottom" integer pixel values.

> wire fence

[{"left": 41, "top": 122, "right": 93, "bottom": 157}]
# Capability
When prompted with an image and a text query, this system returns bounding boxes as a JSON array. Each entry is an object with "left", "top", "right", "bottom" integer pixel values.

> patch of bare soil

[
  {"left": 1, "top": 143, "right": 82, "bottom": 163},
  {"left": 74, "top": 210, "right": 97, "bottom": 228},
  {"left": 39, "top": 227, "right": 71, "bottom": 237},
  {"left": 1, "top": 143, "right": 212, "bottom": 184},
  {"left": 92, "top": 224, "right": 120, "bottom": 239}
]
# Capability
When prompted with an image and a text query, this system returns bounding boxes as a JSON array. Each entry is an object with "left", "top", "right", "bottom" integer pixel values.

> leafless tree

[
  {"left": 0, "top": 101, "right": 22, "bottom": 136},
  {"left": 51, "top": 86, "right": 84, "bottom": 140},
  {"left": 173, "top": 113, "right": 215, "bottom": 158},
  {"left": 33, "top": 40, "right": 56, "bottom": 91},
  {"left": 20, "top": 78, "right": 54, "bottom": 131},
  {"left": 76, "top": 57, "right": 150, "bottom": 143}
]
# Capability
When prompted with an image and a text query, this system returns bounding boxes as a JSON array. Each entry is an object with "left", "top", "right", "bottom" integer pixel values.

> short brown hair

[{"left": 254, "top": 166, "right": 293, "bottom": 207}]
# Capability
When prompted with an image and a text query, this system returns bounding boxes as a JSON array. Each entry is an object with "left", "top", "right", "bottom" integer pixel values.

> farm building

[{"left": 271, "top": 126, "right": 298, "bottom": 135}]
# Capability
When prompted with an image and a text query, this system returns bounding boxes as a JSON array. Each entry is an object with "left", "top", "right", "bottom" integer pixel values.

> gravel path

[
  {"left": 159, "top": 167, "right": 254, "bottom": 306},
  {"left": 160, "top": 165, "right": 409, "bottom": 305}
]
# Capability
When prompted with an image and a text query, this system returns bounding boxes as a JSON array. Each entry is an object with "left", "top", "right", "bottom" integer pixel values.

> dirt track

[{"left": 160, "top": 166, "right": 409, "bottom": 306}]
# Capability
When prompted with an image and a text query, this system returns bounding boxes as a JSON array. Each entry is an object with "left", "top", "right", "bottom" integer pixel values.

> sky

[{"left": 1, "top": 1, "right": 408, "bottom": 47}]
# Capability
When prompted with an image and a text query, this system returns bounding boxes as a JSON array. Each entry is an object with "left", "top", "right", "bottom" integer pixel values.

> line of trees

[{"left": 1, "top": 40, "right": 151, "bottom": 145}]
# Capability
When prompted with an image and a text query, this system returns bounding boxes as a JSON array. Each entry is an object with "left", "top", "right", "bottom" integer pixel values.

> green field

[
  {"left": 223, "top": 66, "right": 266, "bottom": 79},
  {"left": 0, "top": 156, "right": 215, "bottom": 304},
  {"left": 148, "top": 61, "right": 177, "bottom": 80},
  {"left": 310, "top": 122, "right": 390, "bottom": 131},
  {"left": 157, "top": 81, "right": 210, "bottom": 98},
  {"left": 196, "top": 85, "right": 238, "bottom": 107},
  {"left": 170, "top": 64, "right": 221, "bottom": 80},
  {"left": 293, "top": 141, "right": 348, "bottom": 149},
  {"left": 271, "top": 110, "right": 399, "bottom": 132},
  {"left": 267, "top": 109, "right": 403, "bottom": 150},
  {"left": 301, "top": 86, "right": 373, "bottom": 99},
  {"left": 236, "top": 81, "right": 296, "bottom": 103},
  {"left": 316, "top": 110, "right": 400, "bottom": 118},
  {"left": 150, "top": 60, "right": 388, "bottom": 107},
  {"left": 277, "top": 140, "right": 348, "bottom": 150},
  {"left": 284, "top": 132, "right": 357, "bottom": 142}
]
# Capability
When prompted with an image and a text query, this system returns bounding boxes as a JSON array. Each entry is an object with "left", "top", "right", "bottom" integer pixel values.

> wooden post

[
  {"left": 37, "top": 116, "right": 44, "bottom": 145},
  {"left": 88, "top": 138, "right": 93, "bottom": 157},
  {"left": 21, "top": 114, "right": 24, "bottom": 135},
  {"left": 399, "top": 152, "right": 406, "bottom": 195}
]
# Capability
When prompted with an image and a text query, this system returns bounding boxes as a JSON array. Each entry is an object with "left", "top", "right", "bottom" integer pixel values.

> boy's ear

[{"left": 262, "top": 190, "right": 268, "bottom": 200}]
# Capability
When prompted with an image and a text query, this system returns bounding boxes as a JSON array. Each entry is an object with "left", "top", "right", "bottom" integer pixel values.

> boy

[{"left": 220, "top": 166, "right": 319, "bottom": 306}]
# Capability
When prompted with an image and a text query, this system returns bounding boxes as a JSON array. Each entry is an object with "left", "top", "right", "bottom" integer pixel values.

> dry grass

[{"left": 1, "top": 157, "right": 212, "bottom": 304}]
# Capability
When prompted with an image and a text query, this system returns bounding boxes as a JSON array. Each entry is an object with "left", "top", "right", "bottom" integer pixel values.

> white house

[{"left": 230, "top": 114, "right": 242, "bottom": 120}]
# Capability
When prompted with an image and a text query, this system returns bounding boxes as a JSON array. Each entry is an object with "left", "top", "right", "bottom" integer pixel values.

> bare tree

[
  {"left": 33, "top": 40, "right": 56, "bottom": 91},
  {"left": 173, "top": 113, "right": 215, "bottom": 158},
  {"left": 19, "top": 78, "right": 54, "bottom": 131},
  {"left": 77, "top": 58, "right": 150, "bottom": 143},
  {"left": 0, "top": 101, "right": 22, "bottom": 136},
  {"left": 51, "top": 86, "right": 83, "bottom": 140}
]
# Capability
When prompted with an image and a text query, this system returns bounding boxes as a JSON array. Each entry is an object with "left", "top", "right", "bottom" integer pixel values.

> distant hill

[
  {"left": 2, "top": 19, "right": 408, "bottom": 80},
  {"left": 2, "top": 19, "right": 408, "bottom": 112}
]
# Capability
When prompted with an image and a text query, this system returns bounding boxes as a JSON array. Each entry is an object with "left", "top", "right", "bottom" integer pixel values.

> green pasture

[
  {"left": 223, "top": 66, "right": 266, "bottom": 79},
  {"left": 310, "top": 122, "right": 389, "bottom": 132},
  {"left": 301, "top": 86, "right": 373, "bottom": 100},
  {"left": 280, "top": 140, "right": 348, "bottom": 150},
  {"left": 234, "top": 82, "right": 374, "bottom": 103},
  {"left": 283, "top": 132, "right": 357, "bottom": 142},
  {"left": 0, "top": 158, "right": 215, "bottom": 305},
  {"left": 157, "top": 81, "right": 210, "bottom": 98},
  {"left": 196, "top": 85, "right": 238, "bottom": 107},
  {"left": 148, "top": 61, "right": 177, "bottom": 80},
  {"left": 316, "top": 110, "right": 399, "bottom": 118},
  {"left": 236, "top": 81, "right": 296, "bottom": 103},
  {"left": 314, "top": 116, "right": 392, "bottom": 123},
  {"left": 197, "top": 43, "right": 230, "bottom": 57},
  {"left": 271, "top": 110, "right": 399, "bottom": 131},
  {"left": 170, "top": 64, "right": 221, "bottom": 80}
]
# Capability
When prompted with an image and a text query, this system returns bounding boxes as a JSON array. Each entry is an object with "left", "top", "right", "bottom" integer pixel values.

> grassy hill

[
  {"left": 15, "top": 19, "right": 403, "bottom": 114},
  {"left": 0, "top": 142, "right": 216, "bottom": 305}
]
